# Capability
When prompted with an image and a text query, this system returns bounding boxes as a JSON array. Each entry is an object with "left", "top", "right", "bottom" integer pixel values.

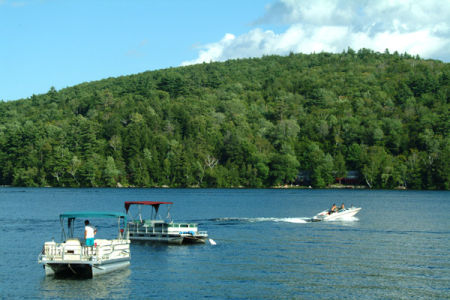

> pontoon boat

[
  {"left": 125, "top": 201, "right": 208, "bottom": 244},
  {"left": 38, "top": 211, "right": 130, "bottom": 278}
]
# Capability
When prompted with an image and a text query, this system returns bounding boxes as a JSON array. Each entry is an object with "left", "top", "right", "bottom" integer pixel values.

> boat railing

[
  {"left": 39, "top": 239, "right": 130, "bottom": 263},
  {"left": 128, "top": 221, "right": 198, "bottom": 230},
  {"left": 168, "top": 223, "right": 198, "bottom": 228}
]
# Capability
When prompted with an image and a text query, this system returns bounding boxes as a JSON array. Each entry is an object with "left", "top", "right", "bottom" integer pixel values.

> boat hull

[
  {"left": 313, "top": 207, "right": 361, "bottom": 221},
  {"left": 129, "top": 233, "right": 207, "bottom": 244},
  {"left": 43, "top": 258, "right": 130, "bottom": 278}
]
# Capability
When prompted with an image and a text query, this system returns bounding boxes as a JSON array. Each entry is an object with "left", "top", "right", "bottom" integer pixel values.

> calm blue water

[{"left": 0, "top": 188, "right": 449, "bottom": 299}]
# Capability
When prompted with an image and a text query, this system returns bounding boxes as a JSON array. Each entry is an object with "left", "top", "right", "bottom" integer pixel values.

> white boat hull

[{"left": 313, "top": 207, "right": 361, "bottom": 221}]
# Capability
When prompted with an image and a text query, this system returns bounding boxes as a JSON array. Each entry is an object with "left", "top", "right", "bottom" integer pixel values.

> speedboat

[
  {"left": 312, "top": 206, "right": 361, "bottom": 221},
  {"left": 38, "top": 211, "right": 130, "bottom": 278},
  {"left": 125, "top": 201, "right": 208, "bottom": 244}
]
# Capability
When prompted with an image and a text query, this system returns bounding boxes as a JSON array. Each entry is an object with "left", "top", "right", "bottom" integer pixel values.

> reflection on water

[{"left": 39, "top": 269, "right": 131, "bottom": 299}]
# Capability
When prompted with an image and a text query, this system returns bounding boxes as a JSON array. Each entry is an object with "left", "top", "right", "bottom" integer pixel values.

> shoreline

[{"left": 0, "top": 184, "right": 414, "bottom": 190}]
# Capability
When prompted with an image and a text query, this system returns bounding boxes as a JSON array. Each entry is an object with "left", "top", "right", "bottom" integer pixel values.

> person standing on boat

[
  {"left": 84, "top": 220, "right": 97, "bottom": 246},
  {"left": 339, "top": 203, "right": 345, "bottom": 211}
]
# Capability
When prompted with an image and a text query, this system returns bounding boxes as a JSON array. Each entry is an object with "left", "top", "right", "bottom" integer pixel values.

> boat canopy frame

[
  {"left": 124, "top": 201, "right": 173, "bottom": 221},
  {"left": 59, "top": 211, "right": 127, "bottom": 241}
]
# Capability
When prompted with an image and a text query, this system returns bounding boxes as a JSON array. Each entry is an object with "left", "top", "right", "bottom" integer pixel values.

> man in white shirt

[{"left": 84, "top": 220, "right": 97, "bottom": 246}]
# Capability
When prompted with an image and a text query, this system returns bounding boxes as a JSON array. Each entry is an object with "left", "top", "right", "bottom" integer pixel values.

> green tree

[{"left": 104, "top": 156, "right": 120, "bottom": 186}]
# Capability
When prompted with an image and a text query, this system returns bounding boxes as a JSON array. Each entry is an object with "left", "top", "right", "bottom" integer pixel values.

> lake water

[{"left": 0, "top": 188, "right": 449, "bottom": 299}]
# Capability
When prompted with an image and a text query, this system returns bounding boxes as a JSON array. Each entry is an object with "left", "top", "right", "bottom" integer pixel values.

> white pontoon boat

[
  {"left": 38, "top": 211, "right": 130, "bottom": 278},
  {"left": 125, "top": 201, "right": 208, "bottom": 244},
  {"left": 313, "top": 206, "right": 361, "bottom": 221}
]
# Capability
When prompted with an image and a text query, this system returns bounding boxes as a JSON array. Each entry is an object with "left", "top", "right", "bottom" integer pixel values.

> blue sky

[{"left": 1, "top": 0, "right": 449, "bottom": 101}]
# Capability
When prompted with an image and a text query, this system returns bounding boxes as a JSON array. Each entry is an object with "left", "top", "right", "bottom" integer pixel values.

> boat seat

[
  {"left": 65, "top": 238, "right": 81, "bottom": 246},
  {"left": 65, "top": 238, "right": 82, "bottom": 255},
  {"left": 94, "top": 239, "right": 112, "bottom": 246}
]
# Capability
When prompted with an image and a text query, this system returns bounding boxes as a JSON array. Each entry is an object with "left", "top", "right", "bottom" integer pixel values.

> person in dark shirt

[{"left": 329, "top": 204, "right": 337, "bottom": 214}]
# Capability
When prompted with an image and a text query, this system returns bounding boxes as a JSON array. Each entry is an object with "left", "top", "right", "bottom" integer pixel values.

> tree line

[{"left": 0, "top": 49, "right": 448, "bottom": 189}]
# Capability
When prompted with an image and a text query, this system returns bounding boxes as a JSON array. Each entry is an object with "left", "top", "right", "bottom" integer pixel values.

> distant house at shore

[
  {"left": 296, "top": 170, "right": 361, "bottom": 186},
  {"left": 295, "top": 171, "right": 311, "bottom": 186},
  {"left": 336, "top": 171, "right": 361, "bottom": 185}
]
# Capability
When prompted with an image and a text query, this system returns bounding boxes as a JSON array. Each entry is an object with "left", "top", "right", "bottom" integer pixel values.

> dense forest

[{"left": 0, "top": 49, "right": 448, "bottom": 189}]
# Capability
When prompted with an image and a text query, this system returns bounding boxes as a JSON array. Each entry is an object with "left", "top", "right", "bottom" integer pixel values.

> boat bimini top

[
  {"left": 124, "top": 201, "right": 173, "bottom": 213},
  {"left": 59, "top": 211, "right": 127, "bottom": 240},
  {"left": 124, "top": 201, "right": 174, "bottom": 220}
]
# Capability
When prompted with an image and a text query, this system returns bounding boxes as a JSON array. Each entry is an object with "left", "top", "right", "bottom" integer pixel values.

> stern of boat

[{"left": 38, "top": 238, "right": 130, "bottom": 277}]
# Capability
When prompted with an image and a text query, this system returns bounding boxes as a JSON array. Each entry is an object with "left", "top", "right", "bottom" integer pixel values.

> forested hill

[{"left": 0, "top": 49, "right": 448, "bottom": 189}]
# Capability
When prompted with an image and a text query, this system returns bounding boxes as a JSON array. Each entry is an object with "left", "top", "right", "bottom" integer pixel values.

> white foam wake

[
  {"left": 324, "top": 216, "right": 359, "bottom": 222},
  {"left": 271, "top": 217, "right": 309, "bottom": 224},
  {"left": 213, "top": 217, "right": 309, "bottom": 224}
]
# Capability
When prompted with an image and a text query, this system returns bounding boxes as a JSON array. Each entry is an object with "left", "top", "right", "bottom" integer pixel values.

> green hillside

[{"left": 0, "top": 49, "right": 448, "bottom": 189}]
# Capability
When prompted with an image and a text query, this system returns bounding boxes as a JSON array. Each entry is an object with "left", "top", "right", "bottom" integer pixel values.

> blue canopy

[
  {"left": 59, "top": 211, "right": 127, "bottom": 240},
  {"left": 60, "top": 211, "right": 127, "bottom": 223}
]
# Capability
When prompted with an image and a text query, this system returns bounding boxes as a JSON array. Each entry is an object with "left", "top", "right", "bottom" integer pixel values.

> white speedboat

[
  {"left": 125, "top": 201, "right": 208, "bottom": 244},
  {"left": 313, "top": 206, "right": 361, "bottom": 221},
  {"left": 38, "top": 212, "right": 130, "bottom": 278}
]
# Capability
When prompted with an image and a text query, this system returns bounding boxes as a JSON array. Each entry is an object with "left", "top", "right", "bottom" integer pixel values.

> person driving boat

[{"left": 329, "top": 204, "right": 337, "bottom": 214}]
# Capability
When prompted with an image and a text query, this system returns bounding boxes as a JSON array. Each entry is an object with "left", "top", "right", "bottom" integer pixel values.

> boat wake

[
  {"left": 323, "top": 215, "right": 359, "bottom": 222},
  {"left": 209, "top": 215, "right": 359, "bottom": 225},
  {"left": 210, "top": 217, "right": 310, "bottom": 224}
]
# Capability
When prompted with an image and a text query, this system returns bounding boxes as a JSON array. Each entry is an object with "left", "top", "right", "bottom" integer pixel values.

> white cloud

[
  {"left": 256, "top": 0, "right": 357, "bottom": 27},
  {"left": 182, "top": 0, "right": 450, "bottom": 65},
  {"left": 351, "top": 29, "right": 448, "bottom": 58}
]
